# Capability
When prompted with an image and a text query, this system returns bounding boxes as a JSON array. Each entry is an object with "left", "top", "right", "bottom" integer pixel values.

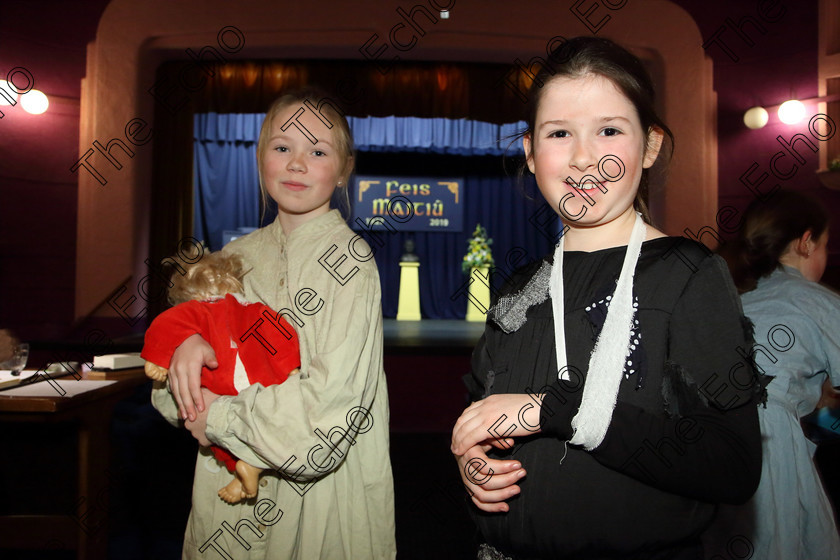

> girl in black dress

[{"left": 451, "top": 37, "right": 764, "bottom": 559}]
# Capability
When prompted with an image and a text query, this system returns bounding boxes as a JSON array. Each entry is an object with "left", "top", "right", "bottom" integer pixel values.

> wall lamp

[
  {"left": 744, "top": 94, "right": 840, "bottom": 129},
  {"left": 0, "top": 74, "right": 49, "bottom": 115}
]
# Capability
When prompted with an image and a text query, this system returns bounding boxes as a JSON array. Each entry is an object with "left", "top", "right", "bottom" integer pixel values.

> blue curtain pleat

[
  {"left": 194, "top": 113, "right": 553, "bottom": 319},
  {"left": 194, "top": 113, "right": 264, "bottom": 142},
  {"left": 345, "top": 116, "right": 525, "bottom": 155},
  {"left": 193, "top": 115, "right": 261, "bottom": 250}
]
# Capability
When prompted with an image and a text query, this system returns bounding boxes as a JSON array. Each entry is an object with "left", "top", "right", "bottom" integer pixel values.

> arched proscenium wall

[{"left": 75, "top": 0, "right": 715, "bottom": 319}]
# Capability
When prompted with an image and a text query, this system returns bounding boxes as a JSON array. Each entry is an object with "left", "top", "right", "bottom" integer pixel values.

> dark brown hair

[
  {"left": 517, "top": 36, "right": 674, "bottom": 223},
  {"left": 720, "top": 190, "right": 829, "bottom": 293}
]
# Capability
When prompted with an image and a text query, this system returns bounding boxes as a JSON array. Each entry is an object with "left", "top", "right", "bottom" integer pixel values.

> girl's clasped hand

[{"left": 451, "top": 394, "right": 540, "bottom": 513}]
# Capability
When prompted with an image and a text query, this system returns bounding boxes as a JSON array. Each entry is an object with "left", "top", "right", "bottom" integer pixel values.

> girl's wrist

[{"left": 538, "top": 389, "right": 579, "bottom": 440}]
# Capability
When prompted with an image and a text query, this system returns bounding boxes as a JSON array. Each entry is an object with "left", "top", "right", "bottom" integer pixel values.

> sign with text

[{"left": 351, "top": 175, "right": 463, "bottom": 232}]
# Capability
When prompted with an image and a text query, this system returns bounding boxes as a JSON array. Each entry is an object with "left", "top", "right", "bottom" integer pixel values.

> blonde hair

[
  {"left": 167, "top": 250, "right": 246, "bottom": 305},
  {"left": 256, "top": 87, "right": 355, "bottom": 219}
]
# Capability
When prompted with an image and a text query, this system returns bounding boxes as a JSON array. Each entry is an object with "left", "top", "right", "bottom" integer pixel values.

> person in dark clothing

[{"left": 450, "top": 37, "right": 765, "bottom": 559}]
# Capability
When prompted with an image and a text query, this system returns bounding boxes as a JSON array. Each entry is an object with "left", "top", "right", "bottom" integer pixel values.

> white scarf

[{"left": 549, "top": 213, "right": 646, "bottom": 450}]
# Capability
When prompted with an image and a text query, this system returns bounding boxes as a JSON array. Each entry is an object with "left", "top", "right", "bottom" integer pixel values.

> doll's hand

[
  {"left": 455, "top": 443, "right": 526, "bottom": 513},
  {"left": 169, "top": 334, "right": 218, "bottom": 421},
  {"left": 451, "top": 394, "right": 542, "bottom": 456},
  {"left": 185, "top": 388, "right": 221, "bottom": 446}
]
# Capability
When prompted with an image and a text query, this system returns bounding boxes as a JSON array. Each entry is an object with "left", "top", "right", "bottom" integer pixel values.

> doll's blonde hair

[{"left": 167, "top": 250, "right": 246, "bottom": 306}]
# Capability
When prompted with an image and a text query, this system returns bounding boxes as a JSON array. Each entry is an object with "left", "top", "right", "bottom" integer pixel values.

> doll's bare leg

[
  {"left": 218, "top": 462, "right": 263, "bottom": 504},
  {"left": 144, "top": 361, "right": 169, "bottom": 381},
  {"left": 236, "top": 461, "right": 263, "bottom": 499},
  {"left": 218, "top": 476, "right": 246, "bottom": 504}
]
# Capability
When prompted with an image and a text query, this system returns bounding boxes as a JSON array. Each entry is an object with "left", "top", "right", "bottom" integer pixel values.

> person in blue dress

[{"left": 705, "top": 189, "right": 840, "bottom": 559}]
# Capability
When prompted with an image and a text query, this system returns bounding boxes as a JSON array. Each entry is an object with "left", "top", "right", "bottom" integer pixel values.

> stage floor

[{"left": 383, "top": 319, "right": 485, "bottom": 352}]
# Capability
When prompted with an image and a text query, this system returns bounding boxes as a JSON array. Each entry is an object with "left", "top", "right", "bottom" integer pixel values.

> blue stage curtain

[
  {"left": 194, "top": 113, "right": 556, "bottom": 318},
  {"left": 347, "top": 116, "right": 526, "bottom": 156},
  {"left": 193, "top": 114, "right": 263, "bottom": 251}
]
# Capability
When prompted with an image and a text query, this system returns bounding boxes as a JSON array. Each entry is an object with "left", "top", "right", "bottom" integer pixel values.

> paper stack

[{"left": 92, "top": 352, "right": 145, "bottom": 370}]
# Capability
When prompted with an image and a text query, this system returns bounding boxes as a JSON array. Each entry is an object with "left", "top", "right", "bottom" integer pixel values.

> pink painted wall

[
  {"left": 673, "top": 0, "right": 840, "bottom": 265},
  {"left": 0, "top": 1, "right": 110, "bottom": 341}
]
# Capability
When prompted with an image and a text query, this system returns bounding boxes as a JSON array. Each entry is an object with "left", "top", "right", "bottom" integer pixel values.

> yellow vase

[{"left": 465, "top": 266, "right": 490, "bottom": 322}]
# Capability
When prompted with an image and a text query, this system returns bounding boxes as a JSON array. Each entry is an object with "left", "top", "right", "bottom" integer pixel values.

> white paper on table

[
  {"left": 0, "top": 369, "right": 40, "bottom": 383},
  {"left": 0, "top": 379, "right": 117, "bottom": 397},
  {"left": 0, "top": 368, "right": 80, "bottom": 391}
]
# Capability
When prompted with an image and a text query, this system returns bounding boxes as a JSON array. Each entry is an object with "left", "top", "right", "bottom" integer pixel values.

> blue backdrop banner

[{"left": 351, "top": 175, "right": 464, "bottom": 232}]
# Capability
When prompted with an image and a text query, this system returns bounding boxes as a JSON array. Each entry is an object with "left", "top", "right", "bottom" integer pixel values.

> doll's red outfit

[{"left": 141, "top": 293, "right": 300, "bottom": 471}]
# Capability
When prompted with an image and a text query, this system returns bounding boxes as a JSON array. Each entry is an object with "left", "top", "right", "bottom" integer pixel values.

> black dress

[{"left": 464, "top": 237, "right": 764, "bottom": 560}]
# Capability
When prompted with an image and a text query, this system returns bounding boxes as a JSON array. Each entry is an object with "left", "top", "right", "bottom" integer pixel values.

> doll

[{"left": 142, "top": 250, "right": 300, "bottom": 504}]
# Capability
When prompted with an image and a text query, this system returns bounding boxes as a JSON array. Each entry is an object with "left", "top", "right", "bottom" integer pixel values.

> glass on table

[{"left": 1, "top": 342, "right": 30, "bottom": 376}]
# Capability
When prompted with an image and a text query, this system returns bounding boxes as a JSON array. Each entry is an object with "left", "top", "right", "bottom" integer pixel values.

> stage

[
  {"left": 382, "top": 318, "right": 484, "bottom": 353},
  {"left": 381, "top": 319, "right": 485, "bottom": 433}
]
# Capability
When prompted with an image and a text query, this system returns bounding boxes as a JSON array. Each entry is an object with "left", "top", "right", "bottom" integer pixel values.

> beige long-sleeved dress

[{"left": 152, "top": 209, "right": 396, "bottom": 559}]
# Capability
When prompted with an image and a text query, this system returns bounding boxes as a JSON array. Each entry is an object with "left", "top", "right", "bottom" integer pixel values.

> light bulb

[
  {"left": 778, "top": 100, "right": 805, "bottom": 125},
  {"left": 21, "top": 89, "right": 48, "bottom": 115},
  {"left": 743, "top": 106, "right": 769, "bottom": 129}
]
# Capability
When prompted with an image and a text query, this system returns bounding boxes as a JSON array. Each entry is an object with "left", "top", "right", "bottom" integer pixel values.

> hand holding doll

[{"left": 142, "top": 250, "right": 301, "bottom": 504}]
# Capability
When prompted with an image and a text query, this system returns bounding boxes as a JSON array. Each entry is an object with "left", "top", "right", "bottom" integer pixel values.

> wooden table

[{"left": 0, "top": 368, "right": 149, "bottom": 559}]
